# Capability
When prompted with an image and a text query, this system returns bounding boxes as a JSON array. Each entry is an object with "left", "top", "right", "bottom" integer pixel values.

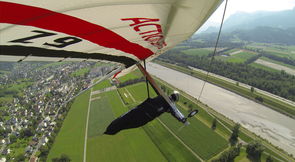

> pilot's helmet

[{"left": 170, "top": 91, "right": 180, "bottom": 102}]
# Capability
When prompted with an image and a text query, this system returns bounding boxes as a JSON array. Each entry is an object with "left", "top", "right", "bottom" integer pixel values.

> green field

[
  {"left": 183, "top": 48, "right": 212, "bottom": 57},
  {"left": 47, "top": 90, "right": 90, "bottom": 162},
  {"left": 85, "top": 76, "right": 229, "bottom": 161},
  {"left": 87, "top": 95, "right": 114, "bottom": 137},
  {"left": 118, "top": 71, "right": 142, "bottom": 83},
  {"left": 92, "top": 79, "right": 112, "bottom": 91},
  {"left": 70, "top": 67, "right": 90, "bottom": 77},
  {"left": 247, "top": 43, "right": 295, "bottom": 60},
  {"left": 223, "top": 48, "right": 240, "bottom": 54},
  {"left": 159, "top": 109, "right": 228, "bottom": 160},
  {"left": 260, "top": 57, "right": 295, "bottom": 70},
  {"left": 45, "top": 68, "right": 292, "bottom": 162},
  {"left": 226, "top": 52, "right": 256, "bottom": 63},
  {"left": 87, "top": 90, "right": 166, "bottom": 162},
  {"left": 37, "top": 62, "right": 71, "bottom": 70},
  {"left": 117, "top": 88, "right": 135, "bottom": 105},
  {"left": 0, "top": 79, "right": 33, "bottom": 104},
  {"left": 250, "top": 62, "right": 280, "bottom": 73},
  {"left": 121, "top": 82, "right": 228, "bottom": 160}
]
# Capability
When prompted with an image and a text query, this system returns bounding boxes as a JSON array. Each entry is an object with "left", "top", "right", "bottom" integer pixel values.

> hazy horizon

[{"left": 197, "top": 0, "right": 295, "bottom": 32}]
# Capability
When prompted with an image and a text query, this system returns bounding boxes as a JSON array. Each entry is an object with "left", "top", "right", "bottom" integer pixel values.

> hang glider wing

[{"left": 0, "top": 0, "right": 222, "bottom": 69}]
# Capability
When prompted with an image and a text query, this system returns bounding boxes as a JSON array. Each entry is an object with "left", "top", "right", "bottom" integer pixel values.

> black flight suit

[{"left": 104, "top": 96, "right": 170, "bottom": 135}]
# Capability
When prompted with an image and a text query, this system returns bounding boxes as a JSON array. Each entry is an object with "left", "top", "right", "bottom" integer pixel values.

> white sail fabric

[{"left": 0, "top": 0, "right": 222, "bottom": 68}]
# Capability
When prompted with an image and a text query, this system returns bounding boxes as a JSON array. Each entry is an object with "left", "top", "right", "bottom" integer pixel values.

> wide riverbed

[{"left": 147, "top": 63, "right": 295, "bottom": 156}]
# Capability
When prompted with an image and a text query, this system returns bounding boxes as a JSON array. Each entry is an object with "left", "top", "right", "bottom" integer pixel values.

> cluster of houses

[{"left": 0, "top": 61, "right": 111, "bottom": 161}]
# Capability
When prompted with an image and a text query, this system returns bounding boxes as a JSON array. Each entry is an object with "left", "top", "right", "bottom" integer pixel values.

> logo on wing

[{"left": 122, "top": 18, "right": 167, "bottom": 49}]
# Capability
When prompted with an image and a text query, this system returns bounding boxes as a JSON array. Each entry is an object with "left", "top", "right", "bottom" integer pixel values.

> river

[{"left": 147, "top": 63, "right": 295, "bottom": 156}]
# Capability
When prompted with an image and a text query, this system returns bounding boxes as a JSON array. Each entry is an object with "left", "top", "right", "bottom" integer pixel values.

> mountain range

[
  {"left": 204, "top": 7, "right": 295, "bottom": 33},
  {"left": 198, "top": 7, "right": 295, "bottom": 45}
]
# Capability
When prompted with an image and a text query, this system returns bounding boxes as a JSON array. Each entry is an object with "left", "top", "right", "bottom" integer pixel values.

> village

[{"left": 0, "top": 61, "right": 111, "bottom": 161}]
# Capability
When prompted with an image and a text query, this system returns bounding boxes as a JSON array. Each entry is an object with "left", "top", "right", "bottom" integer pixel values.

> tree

[
  {"left": 188, "top": 104, "right": 193, "bottom": 111},
  {"left": 9, "top": 134, "right": 17, "bottom": 143},
  {"left": 20, "top": 128, "right": 34, "bottom": 138},
  {"left": 0, "top": 128, "right": 7, "bottom": 138},
  {"left": 39, "top": 145, "right": 49, "bottom": 159},
  {"left": 212, "top": 145, "right": 241, "bottom": 162},
  {"left": 266, "top": 155, "right": 274, "bottom": 162},
  {"left": 211, "top": 118, "right": 217, "bottom": 130},
  {"left": 230, "top": 123, "right": 240, "bottom": 146},
  {"left": 14, "top": 154, "right": 25, "bottom": 162},
  {"left": 52, "top": 154, "right": 71, "bottom": 162},
  {"left": 161, "top": 85, "right": 166, "bottom": 92},
  {"left": 246, "top": 141, "right": 265, "bottom": 161},
  {"left": 251, "top": 86, "right": 255, "bottom": 93},
  {"left": 255, "top": 96, "right": 264, "bottom": 102}
]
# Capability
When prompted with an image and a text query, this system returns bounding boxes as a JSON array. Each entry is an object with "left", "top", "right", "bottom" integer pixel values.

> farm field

[
  {"left": 120, "top": 82, "right": 228, "bottom": 160},
  {"left": 86, "top": 90, "right": 166, "bottom": 162},
  {"left": 260, "top": 57, "right": 295, "bottom": 70},
  {"left": 85, "top": 72, "right": 229, "bottom": 161},
  {"left": 250, "top": 62, "right": 280, "bottom": 73},
  {"left": 255, "top": 59, "right": 295, "bottom": 75},
  {"left": 92, "top": 79, "right": 112, "bottom": 91},
  {"left": 216, "top": 51, "right": 256, "bottom": 63},
  {"left": 70, "top": 67, "right": 90, "bottom": 77},
  {"left": 182, "top": 48, "right": 212, "bottom": 57},
  {"left": 247, "top": 43, "right": 295, "bottom": 59},
  {"left": 117, "top": 71, "right": 142, "bottom": 83},
  {"left": 226, "top": 51, "right": 256, "bottom": 63},
  {"left": 47, "top": 90, "right": 90, "bottom": 162},
  {"left": 44, "top": 69, "right": 292, "bottom": 162}
]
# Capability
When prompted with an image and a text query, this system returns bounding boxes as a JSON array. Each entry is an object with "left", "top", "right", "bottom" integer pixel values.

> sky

[
  {"left": 197, "top": 0, "right": 295, "bottom": 32},
  {"left": 209, "top": 0, "right": 295, "bottom": 23}
]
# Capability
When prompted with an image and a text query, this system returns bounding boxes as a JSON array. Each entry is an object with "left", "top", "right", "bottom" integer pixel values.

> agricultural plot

[
  {"left": 143, "top": 119, "right": 200, "bottom": 162},
  {"left": 92, "top": 79, "right": 111, "bottom": 91},
  {"left": 118, "top": 71, "right": 142, "bottom": 83},
  {"left": 124, "top": 83, "right": 228, "bottom": 160},
  {"left": 183, "top": 48, "right": 212, "bottom": 57},
  {"left": 159, "top": 107, "right": 228, "bottom": 160},
  {"left": 255, "top": 59, "right": 295, "bottom": 75},
  {"left": 0, "top": 80, "right": 33, "bottom": 103},
  {"left": 260, "top": 57, "right": 295, "bottom": 70},
  {"left": 225, "top": 52, "right": 257, "bottom": 63},
  {"left": 48, "top": 73, "right": 229, "bottom": 162},
  {"left": 250, "top": 62, "right": 280, "bottom": 73},
  {"left": 87, "top": 94, "right": 114, "bottom": 137},
  {"left": 122, "top": 82, "right": 156, "bottom": 103},
  {"left": 172, "top": 45, "right": 191, "bottom": 50},
  {"left": 87, "top": 90, "right": 166, "bottom": 162},
  {"left": 70, "top": 67, "right": 90, "bottom": 77},
  {"left": 47, "top": 90, "right": 90, "bottom": 162},
  {"left": 117, "top": 88, "right": 136, "bottom": 105},
  {"left": 247, "top": 43, "right": 295, "bottom": 59}
]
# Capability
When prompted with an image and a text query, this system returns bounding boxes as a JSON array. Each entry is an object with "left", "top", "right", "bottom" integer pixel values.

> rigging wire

[
  {"left": 143, "top": 60, "right": 150, "bottom": 98},
  {"left": 197, "top": 0, "right": 229, "bottom": 101}
]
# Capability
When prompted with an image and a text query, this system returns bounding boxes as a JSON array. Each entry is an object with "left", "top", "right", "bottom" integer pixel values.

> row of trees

[
  {"left": 117, "top": 77, "right": 145, "bottom": 88},
  {"left": 211, "top": 120, "right": 274, "bottom": 162},
  {"left": 212, "top": 145, "right": 241, "bottom": 162},
  {"left": 159, "top": 53, "right": 295, "bottom": 101},
  {"left": 263, "top": 53, "right": 295, "bottom": 67}
]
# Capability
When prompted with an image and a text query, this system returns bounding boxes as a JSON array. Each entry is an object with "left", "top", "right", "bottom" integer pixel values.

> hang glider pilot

[{"left": 104, "top": 91, "right": 180, "bottom": 135}]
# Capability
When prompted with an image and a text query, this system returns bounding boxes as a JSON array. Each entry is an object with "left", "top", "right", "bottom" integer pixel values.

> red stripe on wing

[{"left": 0, "top": 1, "right": 154, "bottom": 60}]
